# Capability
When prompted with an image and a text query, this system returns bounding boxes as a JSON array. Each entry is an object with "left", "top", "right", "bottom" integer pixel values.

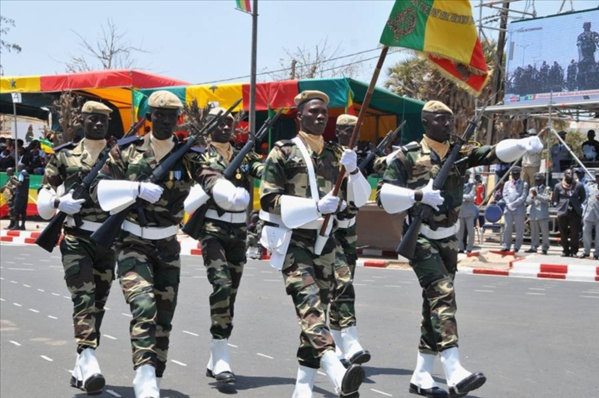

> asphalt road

[{"left": 1, "top": 244, "right": 598, "bottom": 398}]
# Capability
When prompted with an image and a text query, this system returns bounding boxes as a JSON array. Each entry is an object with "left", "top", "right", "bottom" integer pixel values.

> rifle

[
  {"left": 182, "top": 108, "right": 284, "bottom": 238},
  {"left": 35, "top": 117, "right": 147, "bottom": 253},
  {"left": 396, "top": 112, "right": 483, "bottom": 260},
  {"left": 91, "top": 99, "right": 242, "bottom": 249},
  {"left": 358, "top": 120, "right": 406, "bottom": 175}
]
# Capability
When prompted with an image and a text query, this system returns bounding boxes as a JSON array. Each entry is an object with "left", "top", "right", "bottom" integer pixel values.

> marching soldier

[
  {"left": 329, "top": 114, "right": 371, "bottom": 368},
  {"left": 1, "top": 167, "right": 18, "bottom": 229},
  {"left": 378, "top": 100, "right": 543, "bottom": 397},
  {"left": 260, "top": 91, "right": 371, "bottom": 397},
  {"left": 93, "top": 91, "right": 202, "bottom": 398},
  {"left": 189, "top": 107, "right": 264, "bottom": 384},
  {"left": 36, "top": 101, "right": 115, "bottom": 395}
]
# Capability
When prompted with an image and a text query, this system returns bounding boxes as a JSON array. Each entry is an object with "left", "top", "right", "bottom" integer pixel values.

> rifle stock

[
  {"left": 91, "top": 99, "right": 242, "bottom": 249},
  {"left": 182, "top": 108, "right": 283, "bottom": 238},
  {"left": 395, "top": 115, "right": 481, "bottom": 259},
  {"left": 358, "top": 120, "right": 406, "bottom": 174}
]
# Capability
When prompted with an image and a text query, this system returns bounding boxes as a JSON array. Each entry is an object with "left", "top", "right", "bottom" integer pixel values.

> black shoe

[
  {"left": 207, "top": 368, "right": 236, "bottom": 384},
  {"left": 340, "top": 364, "right": 365, "bottom": 397},
  {"left": 449, "top": 372, "right": 486, "bottom": 398},
  {"left": 349, "top": 350, "right": 371, "bottom": 365},
  {"left": 340, "top": 358, "right": 351, "bottom": 369},
  {"left": 542, "top": 250, "right": 548, "bottom": 255},
  {"left": 578, "top": 253, "right": 590, "bottom": 258},
  {"left": 525, "top": 248, "right": 536, "bottom": 253},
  {"left": 17, "top": 225, "right": 25, "bottom": 230},
  {"left": 206, "top": 368, "right": 215, "bottom": 378},
  {"left": 409, "top": 383, "right": 449, "bottom": 397},
  {"left": 83, "top": 374, "right": 105, "bottom": 395},
  {"left": 6, "top": 222, "right": 15, "bottom": 229},
  {"left": 561, "top": 252, "right": 570, "bottom": 257},
  {"left": 500, "top": 247, "right": 509, "bottom": 252}
]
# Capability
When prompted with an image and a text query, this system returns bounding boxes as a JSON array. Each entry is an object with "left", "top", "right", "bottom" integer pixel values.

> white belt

[
  {"left": 336, "top": 216, "right": 356, "bottom": 229},
  {"left": 205, "top": 209, "right": 246, "bottom": 224},
  {"left": 418, "top": 220, "right": 460, "bottom": 240},
  {"left": 259, "top": 210, "right": 321, "bottom": 230},
  {"left": 122, "top": 220, "right": 178, "bottom": 240},
  {"left": 65, "top": 217, "right": 103, "bottom": 232}
]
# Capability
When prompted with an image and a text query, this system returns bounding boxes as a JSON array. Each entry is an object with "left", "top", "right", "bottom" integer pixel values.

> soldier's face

[
  {"left": 210, "top": 117, "right": 234, "bottom": 143},
  {"left": 423, "top": 112, "right": 453, "bottom": 142},
  {"left": 82, "top": 113, "right": 109, "bottom": 140},
  {"left": 336, "top": 124, "right": 355, "bottom": 147},
  {"left": 150, "top": 108, "right": 179, "bottom": 140},
  {"left": 298, "top": 100, "right": 328, "bottom": 136}
]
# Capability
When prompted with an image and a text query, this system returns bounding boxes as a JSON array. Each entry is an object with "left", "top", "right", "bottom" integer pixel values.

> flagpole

[
  {"left": 248, "top": 0, "right": 258, "bottom": 137},
  {"left": 319, "top": 45, "right": 389, "bottom": 238}
]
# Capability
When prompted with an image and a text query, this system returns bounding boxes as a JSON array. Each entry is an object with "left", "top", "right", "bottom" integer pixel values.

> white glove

[
  {"left": 138, "top": 182, "right": 163, "bottom": 204},
  {"left": 231, "top": 187, "right": 250, "bottom": 210},
  {"left": 420, "top": 179, "right": 444, "bottom": 211},
  {"left": 340, "top": 149, "right": 358, "bottom": 173},
  {"left": 518, "top": 136, "right": 543, "bottom": 154},
  {"left": 339, "top": 200, "right": 347, "bottom": 212},
  {"left": 317, "top": 192, "right": 340, "bottom": 214},
  {"left": 507, "top": 203, "right": 515, "bottom": 212},
  {"left": 57, "top": 190, "right": 86, "bottom": 215}
]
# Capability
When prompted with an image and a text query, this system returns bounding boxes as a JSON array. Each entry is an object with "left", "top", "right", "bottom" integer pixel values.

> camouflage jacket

[
  {"left": 333, "top": 144, "right": 361, "bottom": 221},
  {"left": 42, "top": 139, "right": 109, "bottom": 223},
  {"left": 198, "top": 144, "right": 264, "bottom": 214},
  {"left": 1, "top": 176, "right": 18, "bottom": 202},
  {"left": 379, "top": 137, "right": 497, "bottom": 228},
  {"left": 260, "top": 135, "right": 348, "bottom": 217},
  {"left": 95, "top": 134, "right": 201, "bottom": 228}
]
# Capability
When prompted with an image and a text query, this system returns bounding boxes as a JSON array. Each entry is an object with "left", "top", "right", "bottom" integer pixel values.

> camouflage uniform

[
  {"left": 1, "top": 175, "right": 18, "bottom": 227},
  {"left": 196, "top": 145, "right": 263, "bottom": 339},
  {"left": 260, "top": 138, "right": 353, "bottom": 369},
  {"left": 378, "top": 138, "right": 497, "bottom": 353},
  {"left": 42, "top": 140, "right": 116, "bottom": 353},
  {"left": 94, "top": 134, "right": 200, "bottom": 377}
]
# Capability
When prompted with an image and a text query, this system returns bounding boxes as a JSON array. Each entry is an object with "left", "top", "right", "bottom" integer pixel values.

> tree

[
  {"left": 265, "top": 39, "right": 364, "bottom": 81},
  {"left": 0, "top": 16, "right": 22, "bottom": 67},
  {"left": 64, "top": 19, "right": 147, "bottom": 72},
  {"left": 50, "top": 91, "right": 86, "bottom": 144}
]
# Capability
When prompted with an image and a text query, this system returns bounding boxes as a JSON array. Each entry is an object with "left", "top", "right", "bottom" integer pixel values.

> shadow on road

[{"left": 73, "top": 386, "right": 191, "bottom": 398}]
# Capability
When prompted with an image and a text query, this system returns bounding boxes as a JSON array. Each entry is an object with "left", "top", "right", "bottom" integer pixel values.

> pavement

[{"left": 2, "top": 218, "right": 598, "bottom": 282}]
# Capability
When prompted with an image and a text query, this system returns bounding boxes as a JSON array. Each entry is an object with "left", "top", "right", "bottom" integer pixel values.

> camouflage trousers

[
  {"left": 329, "top": 224, "right": 358, "bottom": 331},
  {"left": 116, "top": 234, "right": 181, "bottom": 378},
  {"left": 282, "top": 230, "right": 352, "bottom": 369},
  {"left": 59, "top": 230, "right": 115, "bottom": 353},
  {"left": 199, "top": 219, "right": 247, "bottom": 340},
  {"left": 411, "top": 234, "right": 459, "bottom": 354}
]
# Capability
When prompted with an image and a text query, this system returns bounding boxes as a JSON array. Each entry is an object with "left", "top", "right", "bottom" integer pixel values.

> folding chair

[{"left": 479, "top": 204, "right": 504, "bottom": 244}]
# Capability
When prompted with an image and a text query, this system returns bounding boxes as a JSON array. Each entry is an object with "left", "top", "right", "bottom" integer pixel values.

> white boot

[
  {"left": 133, "top": 364, "right": 160, "bottom": 398},
  {"left": 341, "top": 326, "right": 371, "bottom": 364},
  {"left": 292, "top": 365, "right": 317, "bottom": 398},
  {"left": 320, "top": 350, "right": 364, "bottom": 397},
  {"left": 409, "top": 352, "right": 448, "bottom": 396},
  {"left": 70, "top": 353, "right": 82, "bottom": 389},
  {"left": 209, "top": 338, "right": 236, "bottom": 383},
  {"left": 157, "top": 377, "right": 162, "bottom": 391},
  {"left": 440, "top": 347, "right": 486, "bottom": 396},
  {"left": 78, "top": 348, "right": 105, "bottom": 394},
  {"left": 330, "top": 329, "right": 346, "bottom": 362}
]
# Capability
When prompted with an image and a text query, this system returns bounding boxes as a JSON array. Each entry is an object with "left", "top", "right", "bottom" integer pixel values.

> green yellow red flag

[
  {"left": 235, "top": 0, "right": 251, "bottom": 13},
  {"left": 380, "top": 0, "right": 489, "bottom": 96},
  {"left": 38, "top": 138, "right": 54, "bottom": 154}
]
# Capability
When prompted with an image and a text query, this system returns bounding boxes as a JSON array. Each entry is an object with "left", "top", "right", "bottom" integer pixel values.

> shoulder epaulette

[
  {"left": 400, "top": 141, "right": 421, "bottom": 153},
  {"left": 52, "top": 141, "right": 76, "bottom": 152}
]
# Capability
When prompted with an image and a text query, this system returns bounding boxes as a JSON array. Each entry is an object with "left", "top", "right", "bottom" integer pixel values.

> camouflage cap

[
  {"left": 81, "top": 101, "right": 112, "bottom": 116},
  {"left": 208, "top": 106, "right": 235, "bottom": 121},
  {"left": 294, "top": 90, "right": 329, "bottom": 106},
  {"left": 422, "top": 100, "right": 453, "bottom": 115},
  {"left": 148, "top": 91, "right": 183, "bottom": 110},
  {"left": 336, "top": 114, "right": 358, "bottom": 126}
]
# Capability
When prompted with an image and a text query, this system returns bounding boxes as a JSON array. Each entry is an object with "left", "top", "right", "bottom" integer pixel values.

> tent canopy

[{"left": 0, "top": 70, "right": 190, "bottom": 138}]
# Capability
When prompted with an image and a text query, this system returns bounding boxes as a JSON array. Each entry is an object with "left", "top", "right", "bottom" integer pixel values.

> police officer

[
  {"left": 526, "top": 173, "right": 551, "bottom": 255},
  {"left": 260, "top": 91, "right": 371, "bottom": 398},
  {"left": 11, "top": 163, "right": 29, "bottom": 230},
  {"left": 37, "top": 101, "right": 114, "bottom": 395},
  {"left": 553, "top": 168, "right": 586, "bottom": 257},
  {"left": 501, "top": 166, "right": 528, "bottom": 253},
  {"left": 94, "top": 91, "right": 201, "bottom": 398},
  {"left": 329, "top": 114, "right": 371, "bottom": 368},
  {"left": 191, "top": 106, "right": 264, "bottom": 384},
  {"left": 378, "top": 100, "right": 543, "bottom": 398}
]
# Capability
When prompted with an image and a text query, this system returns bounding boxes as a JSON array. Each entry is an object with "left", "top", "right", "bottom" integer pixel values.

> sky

[{"left": 0, "top": 0, "right": 594, "bottom": 87}]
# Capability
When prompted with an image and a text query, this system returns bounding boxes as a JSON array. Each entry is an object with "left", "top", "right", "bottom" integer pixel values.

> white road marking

[
  {"left": 9, "top": 340, "right": 21, "bottom": 346},
  {"left": 37, "top": 289, "right": 45, "bottom": 292},
  {"left": 4, "top": 262, "right": 15, "bottom": 264},
  {"left": 371, "top": 388, "right": 393, "bottom": 397},
  {"left": 8, "top": 268, "right": 34, "bottom": 271},
  {"left": 580, "top": 295, "right": 599, "bottom": 299},
  {"left": 40, "top": 355, "right": 53, "bottom": 362},
  {"left": 52, "top": 293, "right": 60, "bottom": 296},
  {"left": 104, "top": 307, "right": 110, "bottom": 310},
  {"left": 0, "top": 298, "right": 5, "bottom": 302},
  {"left": 29, "top": 308, "right": 40, "bottom": 313},
  {"left": 183, "top": 330, "right": 199, "bottom": 337},
  {"left": 526, "top": 292, "right": 545, "bottom": 296},
  {"left": 106, "top": 390, "right": 121, "bottom": 397},
  {"left": 48, "top": 315, "right": 58, "bottom": 320},
  {"left": 171, "top": 359, "right": 187, "bottom": 366},
  {"left": 63, "top": 296, "right": 70, "bottom": 299},
  {"left": 103, "top": 334, "right": 117, "bottom": 340},
  {"left": 260, "top": 271, "right": 273, "bottom": 274},
  {"left": 13, "top": 302, "right": 22, "bottom": 307},
  {"left": 228, "top": 343, "right": 238, "bottom": 348},
  {"left": 482, "top": 285, "right": 496, "bottom": 288},
  {"left": 23, "top": 284, "right": 31, "bottom": 288},
  {"left": 122, "top": 313, "right": 133, "bottom": 318},
  {"left": 40, "top": 259, "right": 50, "bottom": 262},
  {"left": 384, "top": 285, "right": 404, "bottom": 288},
  {"left": 353, "top": 283, "right": 368, "bottom": 286},
  {"left": 474, "top": 290, "right": 494, "bottom": 293},
  {"left": 0, "top": 277, "right": 4, "bottom": 280},
  {"left": 317, "top": 370, "right": 326, "bottom": 376},
  {"left": 257, "top": 353, "right": 273, "bottom": 359},
  {"left": 529, "top": 288, "right": 546, "bottom": 291},
  {"left": 10, "top": 280, "right": 18, "bottom": 284}
]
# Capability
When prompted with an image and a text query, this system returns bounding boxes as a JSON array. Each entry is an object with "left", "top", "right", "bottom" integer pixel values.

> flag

[
  {"left": 380, "top": 0, "right": 489, "bottom": 96},
  {"left": 38, "top": 138, "right": 54, "bottom": 154},
  {"left": 235, "top": 0, "right": 251, "bottom": 13},
  {"left": 132, "top": 90, "right": 147, "bottom": 121}
]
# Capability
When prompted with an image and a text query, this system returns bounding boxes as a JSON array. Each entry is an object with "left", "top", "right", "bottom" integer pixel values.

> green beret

[
  {"left": 336, "top": 114, "right": 358, "bottom": 126},
  {"left": 422, "top": 100, "right": 453, "bottom": 115},
  {"left": 148, "top": 91, "right": 183, "bottom": 110},
  {"left": 294, "top": 90, "right": 329, "bottom": 106},
  {"left": 81, "top": 101, "right": 112, "bottom": 116},
  {"left": 208, "top": 106, "right": 235, "bottom": 121}
]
